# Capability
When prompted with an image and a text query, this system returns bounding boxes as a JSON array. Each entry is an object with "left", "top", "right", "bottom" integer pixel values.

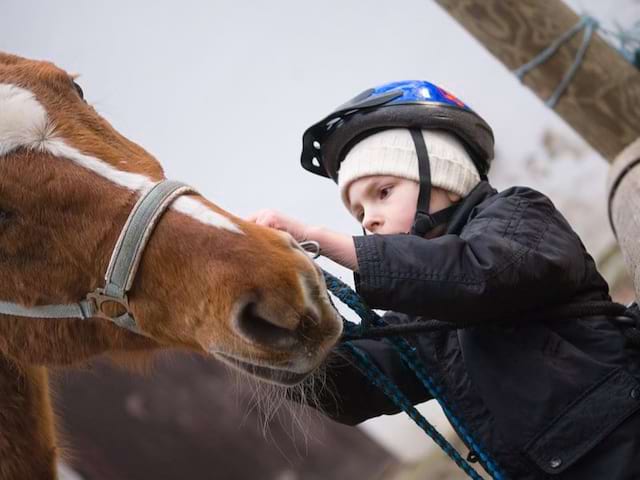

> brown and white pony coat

[{"left": 0, "top": 52, "right": 342, "bottom": 479}]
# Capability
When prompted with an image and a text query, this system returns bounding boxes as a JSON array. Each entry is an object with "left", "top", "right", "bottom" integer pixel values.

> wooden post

[
  {"left": 435, "top": 0, "right": 640, "bottom": 300},
  {"left": 434, "top": 0, "right": 640, "bottom": 161},
  {"left": 608, "top": 140, "right": 640, "bottom": 301}
]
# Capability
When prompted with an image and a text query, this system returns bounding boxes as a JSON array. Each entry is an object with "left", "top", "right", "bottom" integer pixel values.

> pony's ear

[
  {"left": 0, "top": 52, "right": 23, "bottom": 65},
  {"left": 69, "top": 72, "right": 81, "bottom": 80}
]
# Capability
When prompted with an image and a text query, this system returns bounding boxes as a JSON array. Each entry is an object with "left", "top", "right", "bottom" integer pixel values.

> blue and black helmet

[
  {"left": 300, "top": 80, "right": 494, "bottom": 182},
  {"left": 300, "top": 80, "right": 495, "bottom": 236}
]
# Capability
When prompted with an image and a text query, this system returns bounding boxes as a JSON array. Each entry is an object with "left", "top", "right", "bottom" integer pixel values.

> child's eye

[{"left": 379, "top": 186, "right": 392, "bottom": 199}]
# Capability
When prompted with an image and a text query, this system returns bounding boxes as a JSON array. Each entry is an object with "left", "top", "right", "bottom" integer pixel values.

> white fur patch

[
  {"left": 0, "top": 83, "right": 54, "bottom": 156},
  {"left": 172, "top": 196, "right": 240, "bottom": 232},
  {"left": 0, "top": 83, "right": 240, "bottom": 233}
]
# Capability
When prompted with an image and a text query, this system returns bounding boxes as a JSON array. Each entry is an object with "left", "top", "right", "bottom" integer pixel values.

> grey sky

[{"left": 3, "top": 0, "right": 637, "bottom": 462}]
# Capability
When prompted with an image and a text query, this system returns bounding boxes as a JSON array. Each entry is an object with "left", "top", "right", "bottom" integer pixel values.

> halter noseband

[{"left": 0, "top": 179, "right": 194, "bottom": 336}]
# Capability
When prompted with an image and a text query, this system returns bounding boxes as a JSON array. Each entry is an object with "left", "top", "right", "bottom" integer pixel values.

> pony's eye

[
  {"left": 0, "top": 208, "right": 14, "bottom": 226},
  {"left": 72, "top": 81, "right": 84, "bottom": 100}
]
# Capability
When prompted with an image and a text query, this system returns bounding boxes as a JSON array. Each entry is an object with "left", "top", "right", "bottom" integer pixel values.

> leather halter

[{"left": 0, "top": 179, "right": 194, "bottom": 336}]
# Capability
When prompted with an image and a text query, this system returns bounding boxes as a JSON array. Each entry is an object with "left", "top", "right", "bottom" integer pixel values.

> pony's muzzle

[{"left": 233, "top": 299, "right": 307, "bottom": 351}]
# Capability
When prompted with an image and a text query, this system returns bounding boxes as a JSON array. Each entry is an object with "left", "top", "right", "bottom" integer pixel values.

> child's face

[
  {"left": 347, "top": 175, "right": 418, "bottom": 234},
  {"left": 346, "top": 175, "right": 459, "bottom": 235}
]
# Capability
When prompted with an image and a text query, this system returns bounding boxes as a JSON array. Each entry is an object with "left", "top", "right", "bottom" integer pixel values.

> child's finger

[{"left": 245, "top": 209, "right": 272, "bottom": 223}]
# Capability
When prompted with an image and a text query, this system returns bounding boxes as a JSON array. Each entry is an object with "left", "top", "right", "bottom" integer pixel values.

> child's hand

[
  {"left": 247, "top": 210, "right": 359, "bottom": 271},
  {"left": 246, "top": 209, "right": 310, "bottom": 243}
]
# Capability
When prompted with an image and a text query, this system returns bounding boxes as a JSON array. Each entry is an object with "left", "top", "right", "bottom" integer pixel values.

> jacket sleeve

[
  {"left": 353, "top": 188, "right": 600, "bottom": 321},
  {"left": 294, "top": 333, "right": 432, "bottom": 425}
]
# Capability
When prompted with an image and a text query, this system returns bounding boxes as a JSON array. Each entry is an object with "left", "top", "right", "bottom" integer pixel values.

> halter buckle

[
  {"left": 299, "top": 240, "right": 321, "bottom": 259},
  {"left": 86, "top": 288, "right": 131, "bottom": 320}
]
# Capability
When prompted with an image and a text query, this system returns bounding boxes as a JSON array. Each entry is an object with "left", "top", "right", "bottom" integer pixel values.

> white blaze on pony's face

[
  {"left": 0, "top": 52, "right": 341, "bottom": 385},
  {"left": 0, "top": 83, "right": 239, "bottom": 232}
]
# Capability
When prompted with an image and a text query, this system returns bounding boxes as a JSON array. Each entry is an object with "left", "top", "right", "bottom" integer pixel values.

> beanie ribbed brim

[{"left": 338, "top": 128, "right": 481, "bottom": 208}]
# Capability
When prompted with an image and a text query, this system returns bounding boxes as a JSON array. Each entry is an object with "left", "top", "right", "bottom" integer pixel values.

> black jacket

[{"left": 314, "top": 182, "right": 640, "bottom": 479}]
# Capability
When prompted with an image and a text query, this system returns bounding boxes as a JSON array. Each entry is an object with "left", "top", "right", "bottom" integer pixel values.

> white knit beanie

[{"left": 338, "top": 128, "right": 481, "bottom": 207}]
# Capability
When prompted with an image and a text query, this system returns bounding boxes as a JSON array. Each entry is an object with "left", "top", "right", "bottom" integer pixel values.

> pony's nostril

[
  {"left": 302, "top": 310, "right": 320, "bottom": 327},
  {"left": 235, "top": 301, "right": 298, "bottom": 350}
]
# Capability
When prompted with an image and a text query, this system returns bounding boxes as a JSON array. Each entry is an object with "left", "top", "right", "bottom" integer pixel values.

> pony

[{"left": 0, "top": 52, "right": 342, "bottom": 479}]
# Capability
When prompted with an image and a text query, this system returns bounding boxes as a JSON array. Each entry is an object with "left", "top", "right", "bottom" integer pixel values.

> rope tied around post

[
  {"left": 513, "top": 15, "right": 599, "bottom": 108},
  {"left": 513, "top": 12, "right": 640, "bottom": 108}
]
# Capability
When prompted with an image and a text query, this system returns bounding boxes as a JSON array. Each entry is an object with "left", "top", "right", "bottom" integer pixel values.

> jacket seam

[
  {"left": 359, "top": 200, "right": 553, "bottom": 288},
  {"left": 502, "top": 197, "right": 527, "bottom": 239},
  {"left": 361, "top": 239, "right": 530, "bottom": 287}
]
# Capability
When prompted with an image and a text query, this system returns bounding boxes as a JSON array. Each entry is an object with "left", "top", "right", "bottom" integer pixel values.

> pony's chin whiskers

[{"left": 239, "top": 364, "right": 331, "bottom": 453}]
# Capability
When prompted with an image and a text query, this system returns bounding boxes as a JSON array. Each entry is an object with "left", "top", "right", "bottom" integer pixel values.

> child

[{"left": 248, "top": 80, "right": 640, "bottom": 479}]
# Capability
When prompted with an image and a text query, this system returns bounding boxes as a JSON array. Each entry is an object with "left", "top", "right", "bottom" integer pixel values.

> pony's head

[{"left": 0, "top": 52, "right": 342, "bottom": 385}]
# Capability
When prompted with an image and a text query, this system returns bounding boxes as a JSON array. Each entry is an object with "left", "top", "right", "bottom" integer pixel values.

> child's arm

[
  {"left": 248, "top": 210, "right": 433, "bottom": 423},
  {"left": 290, "top": 332, "right": 433, "bottom": 424},
  {"left": 247, "top": 210, "right": 359, "bottom": 271},
  {"left": 352, "top": 188, "right": 606, "bottom": 322}
]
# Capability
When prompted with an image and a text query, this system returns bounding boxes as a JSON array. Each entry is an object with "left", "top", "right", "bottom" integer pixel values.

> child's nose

[{"left": 364, "top": 215, "right": 383, "bottom": 233}]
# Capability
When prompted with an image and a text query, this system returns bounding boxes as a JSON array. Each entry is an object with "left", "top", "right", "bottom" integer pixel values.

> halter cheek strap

[
  {"left": 86, "top": 180, "right": 194, "bottom": 333},
  {"left": 0, "top": 179, "right": 194, "bottom": 337}
]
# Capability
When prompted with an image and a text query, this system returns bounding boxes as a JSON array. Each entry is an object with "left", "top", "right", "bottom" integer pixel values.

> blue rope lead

[
  {"left": 513, "top": 15, "right": 599, "bottom": 108},
  {"left": 345, "top": 343, "right": 485, "bottom": 480},
  {"left": 323, "top": 270, "right": 505, "bottom": 480}
]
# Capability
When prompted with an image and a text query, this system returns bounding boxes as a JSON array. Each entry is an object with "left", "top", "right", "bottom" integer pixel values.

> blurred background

[{"left": 3, "top": 0, "right": 639, "bottom": 478}]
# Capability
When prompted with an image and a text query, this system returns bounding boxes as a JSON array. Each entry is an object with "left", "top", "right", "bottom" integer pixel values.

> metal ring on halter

[{"left": 299, "top": 240, "right": 321, "bottom": 259}]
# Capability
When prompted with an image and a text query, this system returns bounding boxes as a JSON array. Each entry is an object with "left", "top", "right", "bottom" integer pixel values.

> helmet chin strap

[
  {"left": 409, "top": 128, "right": 460, "bottom": 237},
  {"left": 359, "top": 128, "right": 459, "bottom": 237}
]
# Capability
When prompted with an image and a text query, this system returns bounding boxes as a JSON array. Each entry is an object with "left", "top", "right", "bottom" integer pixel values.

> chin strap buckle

[
  {"left": 411, "top": 203, "right": 461, "bottom": 237},
  {"left": 411, "top": 212, "right": 436, "bottom": 237}
]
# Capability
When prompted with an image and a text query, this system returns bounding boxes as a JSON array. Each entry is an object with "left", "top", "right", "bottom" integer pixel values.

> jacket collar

[{"left": 446, "top": 181, "right": 497, "bottom": 234}]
